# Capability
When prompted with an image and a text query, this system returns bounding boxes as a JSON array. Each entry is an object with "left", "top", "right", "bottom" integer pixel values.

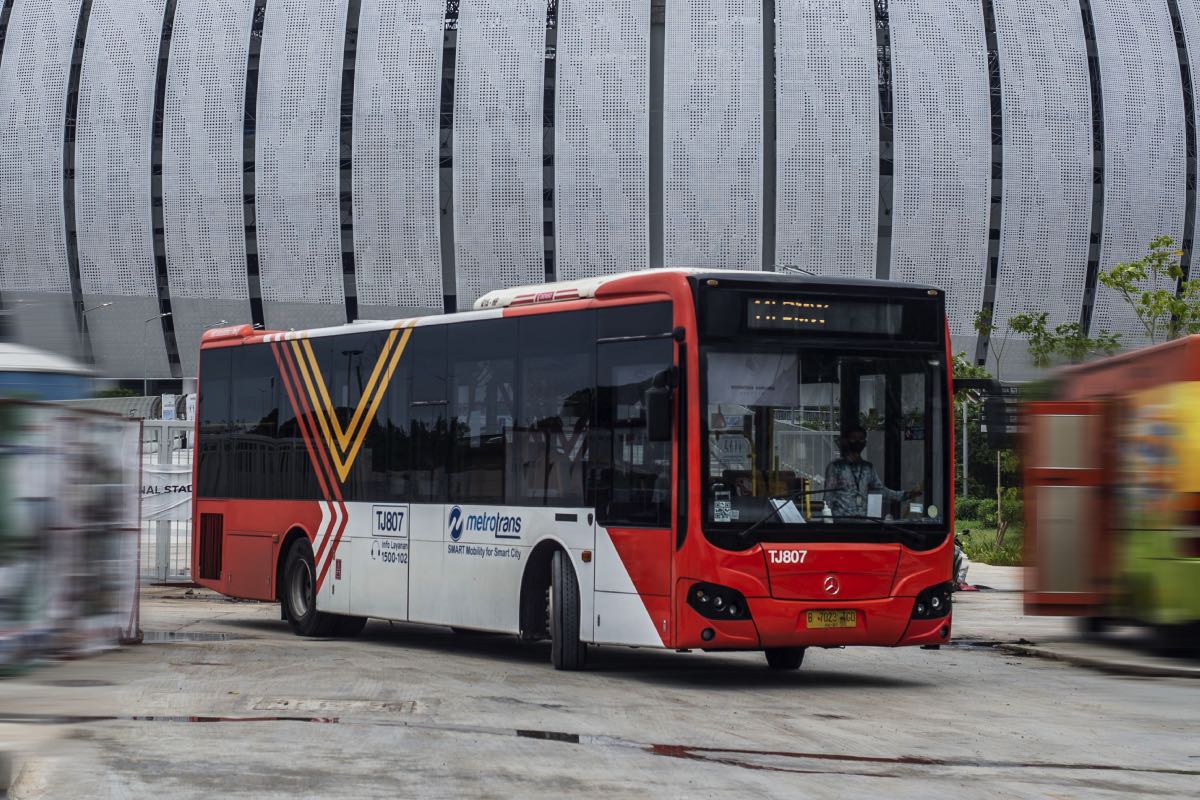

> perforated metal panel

[
  {"left": 775, "top": 0, "right": 877, "bottom": 278},
  {"left": 0, "top": 0, "right": 80, "bottom": 295},
  {"left": 73, "top": 0, "right": 170, "bottom": 378},
  {"left": 75, "top": 0, "right": 164, "bottom": 298},
  {"left": 888, "top": 0, "right": 991, "bottom": 335},
  {"left": 663, "top": 0, "right": 762, "bottom": 270},
  {"left": 990, "top": 0, "right": 1092, "bottom": 331},
  {"left": 352, "top": 0, "right": 444, "bottom": 311},
  {"left": 163, "top": 0, "right": 254, "bottom": 303},
  {"left": 1089, "top": 0, "right": 1186, "bottom": 343},
  {"left": 554, "top": 0, "right": 650, "bottom": 280},
  {"left": 453, "top": 0, "right": 546, "bottom": 308},
  {"left": 255, "top": 0, "right": 349, "bottom": 311}
]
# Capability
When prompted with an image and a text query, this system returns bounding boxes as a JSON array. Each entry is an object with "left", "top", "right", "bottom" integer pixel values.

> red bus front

[{"left": 668, "top": 275, "right": 955, "bottom": 655}]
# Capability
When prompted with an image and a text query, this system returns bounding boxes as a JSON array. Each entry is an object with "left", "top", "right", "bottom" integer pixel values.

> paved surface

[
  {"left": 3, "top": 568, "right": 1199, "bottom": 799},
  {"left": 958, "top": 565, "right": 1200, "bottom": 678}
]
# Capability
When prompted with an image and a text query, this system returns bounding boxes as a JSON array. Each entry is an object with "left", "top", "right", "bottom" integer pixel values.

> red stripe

[
  {"left": 315, "top": 499, "right": 349, "bottom": 591},
  {"left": 272, "top": 343, "right": 339, "bottom": 567},
  {"left": 276, "top": 342, "right": 349, "bottom": 589}
]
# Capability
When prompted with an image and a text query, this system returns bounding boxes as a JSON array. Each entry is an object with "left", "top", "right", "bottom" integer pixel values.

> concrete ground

[{"left": 3, "top": 567, "right": 1198, "bottom": 799}]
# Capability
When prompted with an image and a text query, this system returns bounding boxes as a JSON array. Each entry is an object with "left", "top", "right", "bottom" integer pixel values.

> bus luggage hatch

[{"left": 1023, "top": 401, "right": 1109, "bottom": 616}]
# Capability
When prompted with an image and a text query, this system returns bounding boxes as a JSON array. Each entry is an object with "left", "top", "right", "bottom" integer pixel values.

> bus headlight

[
  {"left": 912, "top": 583, "right": 953, "bottom": 620},
  {"left": 688, "top": 582, "right": 751, "bottom": 621}
]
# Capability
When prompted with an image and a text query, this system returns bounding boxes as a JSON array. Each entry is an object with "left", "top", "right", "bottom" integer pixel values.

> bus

[
  {"left": 1023, "top": 335, "right": 1200, "bottom": 651},
  {"left": 191, "top": 269, "right": 955, "bottom": 670}
]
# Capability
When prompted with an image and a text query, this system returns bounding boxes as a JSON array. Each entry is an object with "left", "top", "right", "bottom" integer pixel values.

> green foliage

[
  {"left": 951, "top": 350, "right": 992, "bottom": 407},
  {"left": 1007, "top": 312, "right": 1055, "bottom": 367},
  {"left": 973, "top": 499, "right": 999, "bottom": 528},
  {"left": 1055, "top": 324, "right": 1121, "bottom": 364},
  {"left": 973, "top": 308, "right": 1012, "bottom": 381},
  {"left": 959, "top": 528, "right": 1023, "bottom": 567},
  {"left": 95, "top": 387, "right": 136, "bottom": 398},
  {"left": 1005, "top": 311, "right": 1121, "bottom": 368},
  {"left": 1098, "top": 235, "right": 1200, "bottom": 343},
  {"left": 956, "top": 496, "right": 984, "bottom": 521}
]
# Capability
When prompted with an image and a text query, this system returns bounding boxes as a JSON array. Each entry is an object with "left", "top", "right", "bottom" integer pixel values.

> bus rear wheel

[
  {"left": 764, "top": 647, "right": 806, "bottom": 670},
  {"left": 282, "top": 538, "right": 336, "bottom": 637},
  {"left": 550, "top": 550, "right": 587, "bottom": 670}
]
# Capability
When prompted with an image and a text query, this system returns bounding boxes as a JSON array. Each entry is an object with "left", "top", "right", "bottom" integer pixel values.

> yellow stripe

[
  {"left": 292, "top": 321, "right": 416, "bottom": 483},
  {"left": 291, "top": 339, "right": 350, "bottom": 480},
  {"left": 300, "top": 327, "right": 400, "bottom": 451},
  {"left": 333, "top": 324, "right": 415, "bottom": 481}
]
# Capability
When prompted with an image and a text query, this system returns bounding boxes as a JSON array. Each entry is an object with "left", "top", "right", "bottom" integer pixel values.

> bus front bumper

[{"left": 675, "top": 594, "right": 953, "bottom": 650}]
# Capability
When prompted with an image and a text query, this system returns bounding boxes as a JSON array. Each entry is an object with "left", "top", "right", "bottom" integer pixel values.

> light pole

[
  {"left": 77, "top": 302, "right": 112, "bottom": 364},
  {"left": 143, "top": 312, "right": 172, "bottom": 398}
]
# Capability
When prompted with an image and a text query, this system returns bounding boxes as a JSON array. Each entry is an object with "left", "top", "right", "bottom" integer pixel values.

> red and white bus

[{"left": 192, "top": 269, "right": 955, "bottom": 670}]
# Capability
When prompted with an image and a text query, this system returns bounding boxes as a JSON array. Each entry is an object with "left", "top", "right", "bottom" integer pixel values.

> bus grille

[{"left": 198, "top": 513, "right": 223, "bottom": 580}]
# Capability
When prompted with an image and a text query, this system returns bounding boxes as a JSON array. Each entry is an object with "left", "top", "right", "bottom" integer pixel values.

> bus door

[
  {"left": 591, "top": 334, "right": 676, "bottom": 647},
  {"left": 1023, "top": 401, "right": 1110, "bottom": 615}
]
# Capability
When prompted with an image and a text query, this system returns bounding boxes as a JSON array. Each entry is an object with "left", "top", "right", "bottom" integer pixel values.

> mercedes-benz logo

[{"left": 823, "top": 575, "right": 841, "bottom": 596}]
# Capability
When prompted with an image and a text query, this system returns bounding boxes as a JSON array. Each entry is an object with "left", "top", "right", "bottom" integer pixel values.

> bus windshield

[{"left": 702, "top": 346, "right": 947, "bottom": 533}]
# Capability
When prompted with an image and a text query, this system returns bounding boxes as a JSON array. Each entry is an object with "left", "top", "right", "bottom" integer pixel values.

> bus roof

[
  {"left": 474, "top": 268, "right": 941, "bottom": 310},
  {"left": 202, "top": 268, "right": 943, "bottom": 346},
  {"left": 1054, "top": 334, "right": 1200, "bottom": 400}
]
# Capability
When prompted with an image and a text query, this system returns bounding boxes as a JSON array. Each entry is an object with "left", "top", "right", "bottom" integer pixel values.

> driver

[{"left": 823, "top": 425, "right": 917, "bottom": 517}]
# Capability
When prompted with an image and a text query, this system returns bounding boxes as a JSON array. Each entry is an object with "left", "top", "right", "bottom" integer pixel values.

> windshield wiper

[{"left": 735, "top": 488, "right": 837, "bottom": 540}]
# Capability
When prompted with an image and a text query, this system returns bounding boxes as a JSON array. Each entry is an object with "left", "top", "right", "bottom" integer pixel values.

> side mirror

[{"left": 645, "top": 386, "right": 672, "bottom": 442}]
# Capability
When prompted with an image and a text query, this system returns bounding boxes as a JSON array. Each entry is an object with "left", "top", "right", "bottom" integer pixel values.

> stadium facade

[{"left": 0, "top": 0, "right": 1195, "bottom": 383}]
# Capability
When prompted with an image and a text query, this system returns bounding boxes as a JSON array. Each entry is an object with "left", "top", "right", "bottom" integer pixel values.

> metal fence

[{"left": 141, "top": 420, "right": 193, "bottom": 583}]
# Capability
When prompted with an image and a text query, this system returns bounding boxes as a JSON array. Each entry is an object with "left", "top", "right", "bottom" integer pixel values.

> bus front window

[{"left": 702, "top": 348, "right": 947, "bottom": 534}]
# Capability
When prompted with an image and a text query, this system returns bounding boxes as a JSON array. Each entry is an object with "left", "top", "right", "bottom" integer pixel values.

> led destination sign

[{"left": 747, "top": 297, "right": 905, "bottom": 336}]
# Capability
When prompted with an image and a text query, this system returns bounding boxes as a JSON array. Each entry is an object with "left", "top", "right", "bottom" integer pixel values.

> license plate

[{"left": 806, "top": 610, "right": 857, "bottom": 629}]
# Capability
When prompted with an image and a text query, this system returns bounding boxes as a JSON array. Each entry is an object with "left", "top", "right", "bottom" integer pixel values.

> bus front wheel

[
  {"left": 764, "top": 647, "right": 806, "bottom": 670},
  {"left": 282, "top": 538, "right": 337, "bottom": 637},
  {"left": 550, "top": 550, "right": 587, "bottom": 670}
]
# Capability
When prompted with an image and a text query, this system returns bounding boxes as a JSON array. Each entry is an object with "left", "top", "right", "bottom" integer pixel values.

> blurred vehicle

[
  {"left": 1023, "top": 335, "right": 1200, "bottom": 652},
  {"left": 0, "top": 341, "right": 92, "bottom": 400}
]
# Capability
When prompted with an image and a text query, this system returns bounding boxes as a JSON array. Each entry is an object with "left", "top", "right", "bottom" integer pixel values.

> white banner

[
  {"left": 142, "top": 462, "right": 192, "bottom": 521},
  {"left": 707, "top": 351, "right": 800, "bottom": 407}
]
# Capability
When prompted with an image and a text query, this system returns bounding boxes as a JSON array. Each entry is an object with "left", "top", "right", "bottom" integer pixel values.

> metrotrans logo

[
  {"left": 448, "top": 506, "right": 465, "bottom": 541},
  {"left": 447, "top": 506, "right": 523, "bottom": 541}
]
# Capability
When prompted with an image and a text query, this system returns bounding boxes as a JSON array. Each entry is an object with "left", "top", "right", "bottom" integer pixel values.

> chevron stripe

[
  {"left": 271, "top": 340, "right": 346, "bottom": 594},
  {"left": 289, "top": 320, "right": 415, "bottom": 483}
]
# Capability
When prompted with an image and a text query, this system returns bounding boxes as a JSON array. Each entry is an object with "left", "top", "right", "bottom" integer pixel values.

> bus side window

[
  {"left": 594, "top": 302, "right": 674, "bottom": 528},
  {"left": 515, "top": 311, "right": 595, "bottom": 507},
  {"left": 448, "top": 319, "right": 517, "bottom": 504},
  {"left": 196, "top": 347, "right": 232, "bottom": 498},
  {"left": 228, "top": 344, "right": 280, "bottom": 500},
  {"left": 398, "top": 325, "right": 448, "bottom": 503}
]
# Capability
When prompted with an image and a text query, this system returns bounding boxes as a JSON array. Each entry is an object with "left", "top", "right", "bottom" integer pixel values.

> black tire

[
  {"left": 282, "top": 538, "right": 336, "bottom": 637},
  {"left": 334, "top": 615, "right": 368, "bottom": 638},
  {"left": 1151, "top": 623, "right": 1199, "bottom": 658},
  {"left": 1077, "top": 615, "right": 1110, "bottom": 640},
  {"left": 550, "top": 550, "right": 587, "bottom": 670},
  {"left": 765, "top": 647, "right": 806, "bottom": 670}
]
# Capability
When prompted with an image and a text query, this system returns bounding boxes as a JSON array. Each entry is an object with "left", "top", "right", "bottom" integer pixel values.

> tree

[
  {"left": 973, "top": 309, "right": 1011, "bottom": 382},
  {"left": 1007, "top": 312, "right": 1121, "bottom": 368},
  {"left": 1098, "top": 235, "right": 1200, "bottom": 343},
  {"left": 949, "top": 352, "right": 1022, "bottom": 542}
]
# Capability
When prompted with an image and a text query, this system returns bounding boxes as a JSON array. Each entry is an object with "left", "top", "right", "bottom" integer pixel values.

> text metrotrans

[{"left": 192, "top": 269, "right": 956, "bottom": 670}]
